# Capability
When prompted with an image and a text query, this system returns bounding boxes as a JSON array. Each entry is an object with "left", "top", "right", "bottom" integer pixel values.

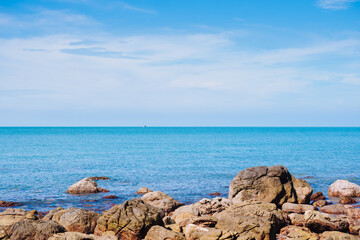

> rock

[
  {"left": 87, "top": 177, "right": 110, "bottom": 180},
  {"left": 42, "top": 207, "right": 64, "bottom": 221},
  {"left": 229, "top": 165, "right": 313, "bottom": 206},
  {"left": 145, "top": 225, "right": 185, "bottom": 240},
  {"left": 43, "top": 207, "right": 100, "bottom": 234},
  {"left": 320, "top": 205, "right": 348, "bottom": 215},
  {"left": 303, "top": 210, "right": 349, "bottom": 233},
  {"left": 347, "top": 208, "right": 360, "bottom": 235},
  {"left": 0, "top": 202, "right": 18, "bottom": 208},
  {"left": 67, "top": 178, "right": 109, "bottom": 194},
  {"left": 0, "top": 208, "right": 28, "bottom": 231},
  {"left": 7, "top": 219, "right": 65, "bottom": 240},
  {"left": 49, "top": 232, "right": 117, "bottom": 240},
  {"left": 339, "top": 196, "right": 357, "bottom": 204},
  {"left": 282, "top": 203, "right": 318, "bottom": 214},
  {"left": 209, "top": 192, "right": 221, "bottom": 196},
  {"left": 171, "top": 205, "right": 200, "bottom": 224},
  {"left": 141, "top": 191, "right": 184, "bottom": 213},
  {"left": 103, "top": 195, "right": 119, "bottom": 199},
  {"left": 328, "top": 180, "right": 360, "bottom": 197},
  {"left": 0, "top": 226, "right": 9, "bottom": 240},
  {"left": 313, "top": 200, "right": 330, "bottom": 208},
  {"left": 193, "top": 197, "right": 231, "bottom": 215},
  {"left": 214, "top": 200, "right": 285, "bottom": 239},
  {"left": 94, "top": 198, "right": 163, "bottom": 239},
  {"left": 288, "top": 213, "right": 306, "bottom": 226},
  {"left": 135, "top": 188, "right": 153, "bottom": 195},
  {"left": 183, "top": 224, "right": 237, "bottom": 240},
  {"left": 311, "top": 192, "right": 326, "bottom": 202},
  {"left": 320, "top": 231, "right": 359, "bottom": 240},
  {"left": 279, "top": 225, "right": 319, "bottom": 240},
  {"left": 179, "top": 216, "right": 218, "bottom": 228}
]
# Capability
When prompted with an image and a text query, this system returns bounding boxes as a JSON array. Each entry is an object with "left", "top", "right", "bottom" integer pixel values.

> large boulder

[
  {"left": 49, "top": 232, "right": 117, "bottom": 240},
  {"left": 229, "top": 165, "right": 313, "bottom": 206},
  {"left": 94, "top": 198, "right": 163, "bottom": 240},
  {"left": 0, "top": 209, "right": 36, "bottom": 232},
  {"left": 193, "top": 198, "right": 232, "bottom": 216},
  {"left": 303, "top": 210, "right": 349, "bottom": 233},
  {"left": 43, "top": 207, "right": 100, "bottom": 234},
  {"left": 141, "top": 191, "right": 184, "bottom": 214},
  {"left": 67, "top": 178, "right": 109, "bottom": 194},
  {"left": 320, "top": 231, "right": 359, "bottom": 240},
  {"left": 214, "top": 201, "right": 285, "bottom": 239},
  {"left": 7, "top": 219, "right": 65, "bottom": 240},
  {"left": 328, "top": 180, "right": 360, "bottom": 197},
  {"left": 145, "top": 225, "right": 185, "bottom": 240}
]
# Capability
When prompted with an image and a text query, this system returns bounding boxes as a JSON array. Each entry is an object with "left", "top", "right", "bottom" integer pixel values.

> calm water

[{"left": 0, "top": 127, "right": 359, "bottom": 212}]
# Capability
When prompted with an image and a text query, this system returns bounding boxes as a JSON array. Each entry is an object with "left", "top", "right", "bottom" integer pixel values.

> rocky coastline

[{"left": 1, "top": 165, "right": 360, "bottom": 240}]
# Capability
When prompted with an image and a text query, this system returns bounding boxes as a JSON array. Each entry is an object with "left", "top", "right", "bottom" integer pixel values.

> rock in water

[
  {"left": 43, "top": 207, "right": 100, "bottom": 234},
  {"left": 67, "top": 178, "right": 109, "bottom": 194},
  {"left": 229, "top": 165, "right": 313, "bottom": 206},
  {"left": 328, "top": 180, "right": 360, "bottom": 197},
  {"left": 141, "top": 191, "right": 184, "bottom": 213},
  {"left": 339, "top": 196, "right": 358, "bottom": 204},
  {"left": 7, "top": 219, "right": 65, "bottom": 240},
  {"left": 94, "top": 198, "right": 163, "bottom": 240},
  {"left": 135, "top": 187, "right": 153, "bottom": 195}
]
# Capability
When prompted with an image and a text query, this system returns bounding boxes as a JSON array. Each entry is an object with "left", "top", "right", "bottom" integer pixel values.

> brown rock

[
  {"left": 141, "top": 191, "right": 184, "bottom": 214},
  {"left": 7, "top": 219, "right": 65, "bottom": 240},
  {"left": 347, "top": 208, "right": 360, "bottom": 235},
  {"left": 311, "top": 192, "right": 326, "bottom": 202},
  {"left": 282, "top": 203, "right": 318, "bottom": 214},
  {"left": 313, "top": 200, "right": 330, "bottom": 208},
  {"left": 43, "top": 207, "right": 100, "bottom": 234},
  {"left": 183, "top": 224, "right": 237, "bottom": 240},
  {"left": 49, "top": 232, "right": 117, "bottom": 240},
  {"left": 103, "top": 195, "right": 119, "bottom": 199},
  {"left": 179, "top": 215, "right": 218, "bottom": 228},
  {"left": 135, "top": 187, "right": 153, "bottom": 195},
  {"left": 87, "top": 177, "right": 110, "bottom": 180},
  {"left": 0, "top": 208, "right": 28, "bottom": 231},
  {"left": 170, "top": 205, "right": 200, "bottom": 224},
  {"left": 320, "top": 231, "right": 359, "bottom": 240},
  {"left": 0, "top": 202, "right": 18, "bottom": 208},
  {"left": 328, "top": 180, "right": 360, "bottom": 197},
  {"left": 209, "top": 192, "right": 221, "bottom": 196},
  {"left": 145, "top": 225, "right": 185, "bottom": 240},
  {"left": 229, "top": 165, "right": 313, "bottom": 206},
  {"left": 339, "top": 196, "right": 357, "bottom": 204},
  {"left": 303, "top": 210, "right": 349, "bottom": 233},
  {"left": 193, "top": 197, "right": 231, "bottom": 216},
  {"left": 320, "top": 205, "right": 348, "bottom": 215},
  {"left": 94, "top": 198, "right": 163, "bottom": 240},
  {"left": 67, "top": 178, "right": 109, "bottom": 194},
  {"left": 279, "top": 225, "right": 319, "bottom": 240}
]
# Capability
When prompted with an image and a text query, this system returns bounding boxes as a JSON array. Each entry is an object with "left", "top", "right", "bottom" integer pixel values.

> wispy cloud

[
  {"left": 317, "top": 0, "right": 360, "bottom": 10},
  {"left": 119, "top": 1, "right": 157, "bottom": 14}
]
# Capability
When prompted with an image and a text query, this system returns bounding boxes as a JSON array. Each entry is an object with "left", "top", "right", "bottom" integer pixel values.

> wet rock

[
  {"left": 8, "top": 219, "right": 65, "bottom": 240},
  {"left": 0, "top": 202, "right": 18, "bottom": 208},
  {"left": 320, "top": 205, "right": 348, "bottom": 215},
  {"left": 49, "top": 232, "right": 117, "bottom": 240},
  {"left": 311, "top": 192, "right": 326, "bottom": 202},
  {"left": 313, "top": 200, "right": 331, "bottom": 208},
  {"left": 43, "top": 207, "right": 100, "bottom": 234},
  {"left": 87, "top": 177, "right": 110, "bottom": 180},
  {"left": 193, "top": 197, "right": 231, "bottom": 216},
  {"left": 103, "top": 195, "right": 119, "bottom": 199},
  {"left": 282, "top": 203, "right": 318, "bottom": 214},
  {"left": 209, "top": 192, "right": 221, "bottom": 196},
  {"left": 279, "top": 225, "right": 319, "bottom": 240},
  {"left": 328, "top": 180, "right": 360, "bottom": 197},
  {"left": 320, "top": 231, "right": 359, "bottom": 240},
  {"left": 135, "top": 187, "right": 153, "bottom": 195},
  {"left": 67, "top": 178, "right": 109, "bottom": 194},
  {"left": 141, "top": 191, "right": 184, "bottom": 214},
  {"left": 229, "top": 165, "right": 313, "bottom": 206},
  {"left": 303, "top": 210, "right": 349, "bottom": 233},
  {"left": 339, "top": 196, "right": 357, "bottom": 204},
  {"left": 145, "top": 225, "right": 185, "bottom": 240},
  {"left": 94, "top": 198, "right": 163, "bottom": 240}
]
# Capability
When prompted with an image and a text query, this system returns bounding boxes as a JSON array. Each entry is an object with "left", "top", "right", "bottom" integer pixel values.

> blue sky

[{"left": 0, "top": 0, "right": 359, "bottom": 126}]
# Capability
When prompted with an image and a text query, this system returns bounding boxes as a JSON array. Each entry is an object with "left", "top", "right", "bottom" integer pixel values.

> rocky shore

[{"left": 1, "top": 165, "right": 360, "bottom": 240}]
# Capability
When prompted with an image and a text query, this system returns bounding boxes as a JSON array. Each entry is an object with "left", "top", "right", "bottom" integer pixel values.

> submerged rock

[
  {"left": 43, "top": 207, "right": 100, "bottom": 234},
  {"left": 229, "top": 165, "right": 313, "bottom": 206},
  {"left": 94, "top": 198, "right": 163, "bottom": 240},
  {"left": 135, "top": 187, "right": 153, "bottom": 195},
  {"left": 328, "top": 180, "right": 360, "bottom": 197},
  {"left": 67, "top": 178, "right": 109, "bottom": 194},
  {"left": 141, "top": 191, "right": 184, "bottom": 214}
]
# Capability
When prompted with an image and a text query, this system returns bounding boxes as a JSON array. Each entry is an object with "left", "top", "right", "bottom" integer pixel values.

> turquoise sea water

[{"left": 0, "top": 127, "right": 359, "bottom": 212}]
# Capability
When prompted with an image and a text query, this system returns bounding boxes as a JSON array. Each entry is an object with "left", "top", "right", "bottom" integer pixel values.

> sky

[{"left": 0, "top": 0, "right": 359, "bottom": 126}]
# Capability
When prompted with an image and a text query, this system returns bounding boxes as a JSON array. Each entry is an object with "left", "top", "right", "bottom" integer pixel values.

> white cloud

[{"left": 317, "top": 0, "right": 360, "bottom": 10}]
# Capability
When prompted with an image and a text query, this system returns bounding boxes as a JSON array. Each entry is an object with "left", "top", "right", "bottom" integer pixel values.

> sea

[{"left": 0, "top": 127, "right": 359, "bottom": 212}]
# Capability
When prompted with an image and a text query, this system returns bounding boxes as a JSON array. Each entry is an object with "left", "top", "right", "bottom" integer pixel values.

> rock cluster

[{"left": 1, "top": 166, "right": 360, "bottom": 240}]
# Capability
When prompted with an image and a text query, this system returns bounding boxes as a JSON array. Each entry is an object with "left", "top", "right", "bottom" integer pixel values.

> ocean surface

[{"left": 0, "top": 127, "right": 359, "bottom": 212}]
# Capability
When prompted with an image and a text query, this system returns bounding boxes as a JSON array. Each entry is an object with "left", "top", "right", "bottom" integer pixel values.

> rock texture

[
  {"left": 193, "top": 198, "right": 231, "bottom": 216},
  {"left": 0, "top": 209, "right": 31, "bottom": 232},
  {"left": 328, "top": 180, "right": 360, "bottom": 197},
  {"left": 141, "top": 191, "right": 184, "bottom": 214},
  {"left": 347, "top": 208, "right": 360, "bottom": 235},
  {"left": 43, "top": 207, "right": 100, "bottom": 234},
  {"left": 320, "top": 205, "right": 348, "bottom": 215},
  {"left": 339, "top": 196, "right": 357, "bottom": 204},
  {"left": 135, "top": 188, "right": 153, "bottom": 195},
  {"left": 279, "top": 225, "right": 319, "bottom": 240},
  {"left": 282, "top": 203, "right": 317, "bottom": 214},
  {"left": 320, "top": 231, "right": 359, "bottom": 240},
  {"left": 7, "top": 219, "right": 65, "bottom": 240},
  {"left": 303, "top": 210, "right": 349, "bottom": 233},
  {"left": 145, "top": 225, "right": 185, "bottom": 240},
  {"left": 310, "top": 192, "right": 326, "bottom": 202},
  {"left": 67, "top": 178, "right": 109, "bottom": 194},
  {"left": 229, "top": 165, "right": 313, "bottom": 206},
  {"left": 49, "top": 232, "right": 117, "bottom": 240},
  {"left": 94, "top": 198, "right": 163, "bottom": 240}
]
